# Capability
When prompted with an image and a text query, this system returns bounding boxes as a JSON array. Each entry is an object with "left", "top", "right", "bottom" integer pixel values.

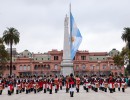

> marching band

[{"left": 0, "top": 74, "right": 129, "bottom": 97}]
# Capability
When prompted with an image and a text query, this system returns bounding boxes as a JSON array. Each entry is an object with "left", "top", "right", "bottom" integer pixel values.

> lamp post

[{"left": 98, "top": 61, "right": 101, "bottom": 76}]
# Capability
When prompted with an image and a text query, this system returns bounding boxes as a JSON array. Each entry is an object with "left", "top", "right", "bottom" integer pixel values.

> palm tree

[
  {"left": 2, "top": 27, "right": 20, "bottom": 76},
  {"left": 122, "top": 27, "right": 130, "bottom": 49}
]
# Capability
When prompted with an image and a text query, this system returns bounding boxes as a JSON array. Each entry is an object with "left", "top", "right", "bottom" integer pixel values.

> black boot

[
  {"left": 118, "top": 88, "right": 120, "bottom": 91},
  {"left": 0, "top": 90, "right": 2, "bottom": 95},
  {"left": 49, "top": 89, "right": 52, "bottom": 94},
  {"left": 16, "top": 90, "right": 19, "bottom": 94},
  {"left": 55, "top": 89, "right": 57, "bottom": 93},
  {"left": 71, "top": 92, "right": 74, "bottom": 97},
  {"left": 86, "top": 88, "right": 88, "bottom": 92},
  {"left": 34, "top": 89, "right": 36, "bottom": 94},
  {"left": 44, "top": 89, "right": 46, "bottom": 93},
  {"left": 122, "top": 88, "right": 125, "bottom": 92}
]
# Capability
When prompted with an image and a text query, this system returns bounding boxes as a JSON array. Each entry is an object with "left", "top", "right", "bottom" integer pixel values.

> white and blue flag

[{"left": 70, "top": 12, "right": 82, "bottom": 60}]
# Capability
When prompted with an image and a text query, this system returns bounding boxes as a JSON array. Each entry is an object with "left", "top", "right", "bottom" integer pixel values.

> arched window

[
  {"left": 54, "top": 64, "right": 58, "bottom": 70},
  {"left": 13, "top": 65, "right": 16, "bottom": 70},
  {"left": 28, "top": 65, "right": 30, "bottom": 70},
  {"left": 20, "top": 65, "right": 22, "bottom": 70},
  {"left": 34, "top": 65, "right": 37, "bottom": 70},
  {"left": 110, "top": 64, "right": 113, "bottom": 69},
  {"left": 6, "top": 65, "right": 9, "bottom": 70},
  {"left": 24, "top": 65, "right": 27, "bottom": 70},
  {"left": 82, "top": 64, "right": 86, "bottom": 70},
  {"left": 76, "top": 65, "right": 79, "bottom": 70},
  {"left": 102, "top": 65, "right": 106, "bottom": 69}
]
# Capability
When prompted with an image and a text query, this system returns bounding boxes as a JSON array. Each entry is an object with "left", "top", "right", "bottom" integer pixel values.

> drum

[
  {"left": 95, "top": 83, "right": 99, "bottom": 88},
  {"left": 104, "top": 83, "right": 108, "bottom": 88},
  {"left": 115, "top": 83, "right": 118, "bottom": 88}
]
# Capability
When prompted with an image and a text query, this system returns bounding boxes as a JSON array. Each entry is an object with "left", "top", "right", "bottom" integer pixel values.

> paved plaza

[{"left": 1, "top": 86, "right": 130, "bottom": 100}]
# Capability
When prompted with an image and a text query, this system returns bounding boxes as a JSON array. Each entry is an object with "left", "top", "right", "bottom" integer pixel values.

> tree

[
  {"left": 122, "top": 27, "right": 130, "bottom": 49},
  {"left": 122, "top": 27, "right": 130, "bottom": 75},
  {"left": 113, "top": 54, "right": 124, "bottom": 68},
  {"left": 2, "top": 27, "right": 20, "bottom": 76},
  {"left": 0, "top": 37, "right": 9, "bottom": 75}
]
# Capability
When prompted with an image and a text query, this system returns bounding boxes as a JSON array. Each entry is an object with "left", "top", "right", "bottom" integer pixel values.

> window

[
  {"left": 54, "top": 64, "right": 58, "bottom": 70},
  {"left": 96, "top": 65, "right": 99, "bottom": 69},
  {"left": 110, "top": 64, "right": 113, "bottom": 69},
  {"left": 82, "top": 64, "right": 86, "bottom": 70},
  {"left": 103, "top": 65, "right": 106, "bottom": 69},
  {"left": 91, "top": 65, "right": 94, "bottom": 70},
  {"left": 24, "top": 65, "right": 27, "bottom": 70},
  {"left": 81, "top": 56, "right": 86, "bottom": 60},
  {"left": 54, "top": 56, "right": 58, "bottom": 60},
  {"left": 13, "top": 65, "right": 16, "bottom": 70},
  {"left": 28, "top": 65, "right": 30, "bottom": 70},
  {"left": 76, "top": 65, "right": 79, "bottom": 70},
  {"left": 7, "top": 66, "right": 10, "bottom": 70},
  {"left": 34, "top": 65, "right": 37, "bottom": 70},
  {"left": 20, "top": 65, "right": 22, "bottom": 70}
]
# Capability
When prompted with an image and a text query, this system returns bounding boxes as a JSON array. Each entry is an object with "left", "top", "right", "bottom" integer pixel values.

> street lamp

[{"left": 98, "top": 61, "right": 101, "bottom": 76}]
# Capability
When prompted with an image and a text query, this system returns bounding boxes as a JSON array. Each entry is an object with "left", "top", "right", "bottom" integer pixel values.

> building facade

[{"left": 1, "top": 48, "right": 124, "bottom": 77}]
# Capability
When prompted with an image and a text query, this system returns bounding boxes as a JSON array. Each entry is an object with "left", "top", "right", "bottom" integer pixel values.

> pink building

[{"left": 2, "top": 48, "right": 124, "bottom": 77}]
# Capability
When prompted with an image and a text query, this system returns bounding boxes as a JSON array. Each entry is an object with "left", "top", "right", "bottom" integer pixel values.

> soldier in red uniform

[
  {"left": 115, "top": 76, "right": 121, "bottom": 91},
  {"left": 54, "top": 75, "right": 59, "bottom": 93},
  {"left": 121, "top": 76, "right": 126, "bottom": 92},
  {"left": 43, "top": 75, "right": 47, "bottom": 93},
  {"left": 48, "top": 75, "right": 53, "bottom": 94},
  {"left": 0, "top": 77, "right": 3, "bottom": 95},
  {"left": 76, "top": 75, "right": 80, "bottom": 93},
  {"left": 65, "top": 75, "right": 69, "bottom": 93},
  {"left": 69, "top": 73, "right": 75, "bottom": 97},
  {"left": 108, "top": 75, "right": 114, "bottom": 93}
]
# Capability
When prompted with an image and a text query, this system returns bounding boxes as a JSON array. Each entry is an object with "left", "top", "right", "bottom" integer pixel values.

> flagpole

[
  {"left": 69, "top": 3, "right": 72, "bottom": 52},
  {"left": 69, "top": 3, "right": 75, "bottom": 75}
]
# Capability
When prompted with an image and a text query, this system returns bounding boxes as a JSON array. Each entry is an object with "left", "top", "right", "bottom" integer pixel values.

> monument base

[{"left": 61, "top": 60, "right": 74, "bottom": 77}]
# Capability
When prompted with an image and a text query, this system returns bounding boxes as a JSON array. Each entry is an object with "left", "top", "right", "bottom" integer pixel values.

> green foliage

[
  {"left": 2, "top": 27, "right": 20, "bottom": 75},
  {"left": 122, "top": 27, "right": 130, "bottom": 49},
  {"left": 2, "top": 27, "right": 20, "bottom": 45},
  {"left": 113, "top": 54, "right": 124, "bottom": 67}
]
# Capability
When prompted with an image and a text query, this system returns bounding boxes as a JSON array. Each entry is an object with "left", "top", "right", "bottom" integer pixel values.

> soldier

[
  {"left": 48, "top": 75, "right": 53, "bottom": 94},
  {"left": 8, "top": 81, "right": 14, "bottom": 95},
  {"left": 43, "top": 75, "right": 47, "bottom": 93},
  {"left": 103, "top": 76, "right": 108, "bottom": 92},
  {"left": 75, "top": 75, "right": 80, "bottom": 93},
  {"left": 108, "top": 75, "right": 114, "bottom": 93},
  {"left": 84, "top": 75, "right": 90, "bottom": 92},
  {"left": 0, "top": 77, "right": 3, "bottom": 95},
  {"left": 69, "top": 73, "right": 75, "bottom": 97},
  {"left": 54, "top": 75, "right": 59, "bottom": 93},
  {"left": 94, "top": 76, "right": 99, "bottom": 92},
  {"left": 121, "top": 75, "right": 126, "bottom": 92},
  {"left": 16, "top": 80, "right": 21, "bottom": 94},
  {"left": 115, "top": 76, "right": 121, "bottom": 91},
  {"left": 25, "top": 80, "right": 29, "bottom": 94},
  {"left": 33, "top": 80, "right": 37, "bottom": 94},
  {"left": 59, "top": 75, "right": 63, "bottom": 90},
  {"left": 65, "top": 75, "right": 69, "bottom": 93}
]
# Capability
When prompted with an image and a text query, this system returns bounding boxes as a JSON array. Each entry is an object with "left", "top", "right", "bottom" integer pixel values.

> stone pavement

[{"left": 1, "top": 86, "right": 130, "bottom": 100}]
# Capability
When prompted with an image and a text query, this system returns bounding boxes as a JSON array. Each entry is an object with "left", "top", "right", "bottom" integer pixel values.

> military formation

[{"left": 0, "top": 74, "right": 129, "bottom": 97}]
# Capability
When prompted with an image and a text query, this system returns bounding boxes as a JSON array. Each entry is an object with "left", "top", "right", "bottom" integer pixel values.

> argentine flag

[{"left": 70, "top": 12, "right": 82, "bottom": 60}]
